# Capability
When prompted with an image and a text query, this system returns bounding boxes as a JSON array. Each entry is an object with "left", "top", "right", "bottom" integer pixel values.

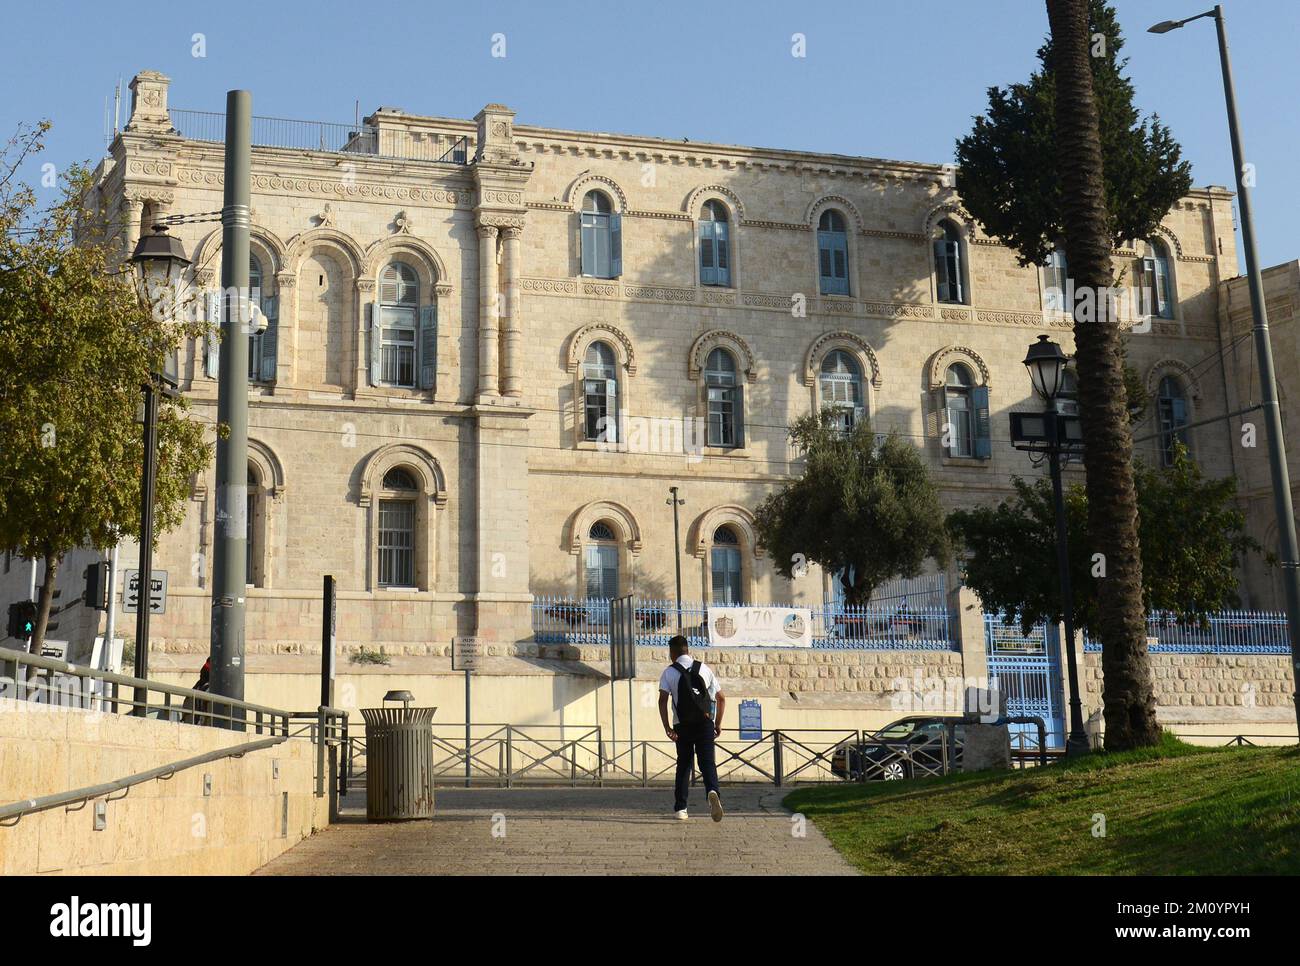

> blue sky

[{"left": 3, "top": 0, "right": 1296, "bottom": 267}]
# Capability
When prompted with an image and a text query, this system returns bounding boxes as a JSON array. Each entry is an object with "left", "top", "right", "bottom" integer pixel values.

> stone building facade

[{"left": 54, "top": 68, "right": 1263, "bottom": 660}]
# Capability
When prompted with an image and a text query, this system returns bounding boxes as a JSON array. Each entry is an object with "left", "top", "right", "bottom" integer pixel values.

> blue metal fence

[
  {"left": 531, "top": 595, "right": 955, "bottom": 650},
  {"left": 169, "top": 109, "right": 470, "bottom": 164},
  {"left": 1083, "top": 610, "right": 1290, "bottom": 654}
]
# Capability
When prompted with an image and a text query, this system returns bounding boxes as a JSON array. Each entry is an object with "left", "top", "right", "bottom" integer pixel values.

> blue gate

[{"left": 984, "top": 617, "right": 1066, "bottom": 750}]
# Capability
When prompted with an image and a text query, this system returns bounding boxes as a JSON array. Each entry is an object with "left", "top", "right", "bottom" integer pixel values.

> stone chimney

[{"left": 124, "top": 71, "right": 176, "bottom": 134}]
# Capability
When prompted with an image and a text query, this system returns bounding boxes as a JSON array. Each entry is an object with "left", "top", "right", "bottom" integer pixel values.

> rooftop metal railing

[{"left": 169, "top": 109, "right": 471, "bottom": 165}]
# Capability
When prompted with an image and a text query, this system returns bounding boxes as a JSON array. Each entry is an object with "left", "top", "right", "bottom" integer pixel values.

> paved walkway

[{"left": 257, "top": 785, "right": 857, "bottom": 876}]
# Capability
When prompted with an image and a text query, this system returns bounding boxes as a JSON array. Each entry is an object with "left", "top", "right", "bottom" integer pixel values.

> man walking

[{"left": 658, "top": 635, "right": 725, "bottom": 822}]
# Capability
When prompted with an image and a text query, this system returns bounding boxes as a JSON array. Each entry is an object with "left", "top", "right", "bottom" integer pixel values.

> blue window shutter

[
  {"left": 609, "top": 213, "right": 622, "bottom": 277},
  {"left": 734, "top": 384, "right": 745, "bottom": 448},
  {"left": 259, "top": 295, "right": 278, "bottom": 382},
  {"left": 418, "top": 304, "right": 437, "bottom": 390},
  {"left": 204, "top": 290, "right": 221, "bottom": 379},
  {"left": 605, "top": 378, "right": 618, "bottom": 443},
  {"left": 368, "top": 302, "right": 382, "bottom": 386},
  {"left": 699, "top": 222, "right": 716, "bottom": 285},
  {"left": 581, "top": 219, "right": 596, "bottom": 276},
  {"left": 972, "top": 385, "right": 992, "bottom": 459},
  {"left": 716, "top": 221, "right": 730, "bottom": 285}
]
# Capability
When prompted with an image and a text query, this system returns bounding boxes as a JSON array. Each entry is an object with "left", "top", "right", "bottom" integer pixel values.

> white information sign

[{"left": 706, "top": 606, "right": 813, "bottom": 648}]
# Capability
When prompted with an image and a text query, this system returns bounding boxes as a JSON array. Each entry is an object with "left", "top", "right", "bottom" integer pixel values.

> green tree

[
  {"left": 956, "top": 0, "right": 1179, "bottom": 748},
  {"left": 755, "top": 410, "right": 950, "bottom": 607},
  {"left": 0, "top": 123, "right": 212, "bottom": 652},
  {"left": 949, "top": 450, "right": 1261, "bottom": 636}
]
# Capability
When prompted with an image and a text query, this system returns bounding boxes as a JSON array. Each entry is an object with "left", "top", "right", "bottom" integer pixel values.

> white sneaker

[
  {"left": 673, "top": 809, "right": 689, "bottom": 821},
  {"left": 708, "top": 790, "right": 724, "bottom": 823}
]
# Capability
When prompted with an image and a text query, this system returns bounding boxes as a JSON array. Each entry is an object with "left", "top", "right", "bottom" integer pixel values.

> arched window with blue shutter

[
  {"left": 583, "top": 341, "right": 618, "bottom": 442},
  {"left": 817, "top": 209, "right": 850, "bottom": 295},
  {"left": 820, "top": 350, "right": 864, "bottom": 434},
  {"left": 584, "top": 521, "right": 620, "bottom": 599},
  {"left": 699, "top": 200, "right": 731, "bottom": 287},
  {"left": 705, "top": 347, "right": 742, "bottom": 448},
  {"left": 710, "top": 526, "right": 743, "bottom": 605},
  {"left": 934, "top": 220, "right": 966, "bottom": 304},
  {"left": 1043, "top": 246, "right": 1068, "bottom": 313},
  {"left": 580, "top": 190, "right": 621, "bottom": 279},
  {"left": 1141, "top": 240, "right": 1175, "bottom": 319},
  {"left": 1157, "top": 375, "right": 1190, "bottom": 466}
]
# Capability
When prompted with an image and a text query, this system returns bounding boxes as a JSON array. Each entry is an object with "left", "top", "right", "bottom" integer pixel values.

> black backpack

[{"left": 671, "top": 660, "right": 713, "bottom": 729}]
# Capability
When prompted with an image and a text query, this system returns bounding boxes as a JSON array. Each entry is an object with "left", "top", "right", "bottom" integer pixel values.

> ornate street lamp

[{"left": 1023, "top": 334, "right": 1068, "bottom": 402}]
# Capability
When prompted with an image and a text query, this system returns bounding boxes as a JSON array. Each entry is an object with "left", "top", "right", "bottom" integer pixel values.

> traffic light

[{"left": 7, "top": 600, "right": 37, "bottom": 642}]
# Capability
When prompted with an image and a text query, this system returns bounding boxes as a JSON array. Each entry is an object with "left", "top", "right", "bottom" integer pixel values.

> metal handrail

[
  {"left": 0, "top": 736, "right": 284, "bottom": 826},
  {"left": 0, "top": 646, "right": 289, "bottom": 733}
]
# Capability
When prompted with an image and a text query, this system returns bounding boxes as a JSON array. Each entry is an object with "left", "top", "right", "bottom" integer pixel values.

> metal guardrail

[
  {"left": 0, "top": 736, "right": 284, "bottom": 827},
  {"left": 0, "top": 646, "right": 289, "bottom": 733},
  {"left": 169, "top": 109, "right": 471, "bottom": 165},
  {"left": 532, "top": 596, "right": 956, "bottom": 651}
]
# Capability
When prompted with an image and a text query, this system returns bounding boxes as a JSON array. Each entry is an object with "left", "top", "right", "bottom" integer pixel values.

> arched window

[
  {"left": 710, "top": 526, "right": 743, "bottom": 605},
  {"left": 944, "top": 364, "right": 975, "bottom": 457},
  {"left": 584, "top": 520, "right": 620, "bottom": 599},
  {"left": 377, "top": 466, "right": 418, "bottom": 587},
  {"left": 247, "top": 254, "right": 279, "bottom": 383},
  {"left": 699, "top": 200, "right": 731, "bottom": 287},
  {"left": 1140, "top": 240, "right": 1174, "bottom": 319},
  {"left": 583, "top": 341, "right": 618, "bottom": 442},
  {"left": 817, "top": 209, "right": 850, "bottom": 295},
  {"left": 378, "top": 262, "right": 419, "bottom": 387},
  {"left": 580, "top": 190, "right": 621, "bottom": 279},
  {"left": 1043, "top": 246, "right": 1068, "bottom": 313},
  {"left": 820, "top": 350, "right": 864, "bottom": 434},
  {"left": 934, "top": 220, "right": 966, "bottom": 304},
  {"left": 1157, "top": 375, "right": 1190, "bottom": 466},
  {"left": 705, "top": 348, "right": 742, "bottom": 448}
]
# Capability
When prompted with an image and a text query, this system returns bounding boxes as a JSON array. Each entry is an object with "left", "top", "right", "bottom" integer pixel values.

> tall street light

[
  {"left": 129, "top": 226, "right": 189, "bottom": 713},
  {"left": 1150, "top": 7, "right": 1300, "bottom": 738},
  {"left": 1022, "top": 335, "right": 1090, "bottom": 756},
  {"left": 667, "top": 487, "right": 685, "bottom": 632},
  {"left": 211, "top": 90, "right": 253, "bottom": 727}
]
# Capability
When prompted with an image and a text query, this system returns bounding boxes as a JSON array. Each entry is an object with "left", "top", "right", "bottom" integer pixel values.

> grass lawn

[{"left": 783, "top": 735, "right": 1300, "bottom": 874}]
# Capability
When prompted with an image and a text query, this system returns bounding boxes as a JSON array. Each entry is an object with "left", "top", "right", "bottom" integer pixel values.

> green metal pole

[
  {"left": 1212, "top": 6, "right": 1300, "bottom": 738},
  {"left": 210, "top": 90, "right": 251, "bottom": 726}
]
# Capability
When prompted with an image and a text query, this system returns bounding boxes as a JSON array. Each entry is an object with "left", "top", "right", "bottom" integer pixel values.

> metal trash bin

[{"left": 360, "top": 703, "right": 437, "bottom": 820}]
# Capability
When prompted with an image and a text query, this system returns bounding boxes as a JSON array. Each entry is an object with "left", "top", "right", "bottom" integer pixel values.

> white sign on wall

[{"left": 706, "top": 606, "right": 813, "bottom": 648}]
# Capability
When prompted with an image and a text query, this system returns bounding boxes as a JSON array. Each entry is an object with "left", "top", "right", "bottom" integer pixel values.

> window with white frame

[
  {"left": 934, "top": 220, "right": 966, "bottom": 304},
  {"left": 705, "top": 348, "right": 742, "bottom": 448},
  {"left": 945, "top": 364, "right": 974, "bottom": 457},
  {"left": 583, "top": 341, "right": 618, "bottom": 442},
  {"left": 584, "top": 521, "right": 620, "bottom": 599},
  {"left": 377, "top": 467, "right": 418, "bottom": 587},
  {"left": 1139, "top": 240, "right": 1175, "bottom": 319},
  {"left": 817, "top": 209, "right": 850, "bottom": 296},
  {"left": 820, "top": 349, "right": 864, "bottom": 434},
  {"left": 710, "top": 526, "right": 743, "bottom": 605},
  {"left": 378, "top": 262, "right": 419, "bottom": 387},
  {"left": 1043, "top": 246, "right": 1069, "bottom": 313},
  {"left": 580, "top": 190, "right": 621, "bottom": 279},
  {"left": 699, "top": 200, "right": 731, "bottom": 286}
]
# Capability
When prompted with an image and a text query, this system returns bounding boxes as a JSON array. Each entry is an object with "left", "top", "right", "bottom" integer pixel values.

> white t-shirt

[{"left": 658, "top": 655, "right": 720, "bottom": 725}]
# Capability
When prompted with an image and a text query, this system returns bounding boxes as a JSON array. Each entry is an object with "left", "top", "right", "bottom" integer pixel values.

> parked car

[{"left": 831, "top": 715, "right": 966, "bottom": 781}]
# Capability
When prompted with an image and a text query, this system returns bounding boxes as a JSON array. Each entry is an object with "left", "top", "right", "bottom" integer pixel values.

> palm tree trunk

[{"left": 1046, "top": 0, "right": 1160, "bottom": 749}]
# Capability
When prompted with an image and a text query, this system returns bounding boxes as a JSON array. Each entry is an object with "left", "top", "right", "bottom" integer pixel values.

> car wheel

[{"left": 881, "top": 760, "right": 907, "bottom": 781}]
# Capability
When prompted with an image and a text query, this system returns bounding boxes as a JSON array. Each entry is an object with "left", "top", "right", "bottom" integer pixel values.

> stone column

[
  {"left": 121, "top": 195, "right": 146, "bottom": 259},
  {"left": 477, "top": 224, "right": 500, "bottom": 398},
  {"left": 500, "top": 226, "right": 523, "bottom": 397}
]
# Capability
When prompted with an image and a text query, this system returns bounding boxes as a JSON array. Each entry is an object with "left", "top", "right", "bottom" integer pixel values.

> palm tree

[{"left": 1046, "top": 0, "right": 1160, "bottom": 748}]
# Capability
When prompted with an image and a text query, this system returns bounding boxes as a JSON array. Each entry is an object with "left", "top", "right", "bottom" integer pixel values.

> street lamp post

[
  {"left": 129, "top": 226, "right": 190, "bottom": 713},
  {"left": 667, "top": 487, "right": 685, "bottom": 632},
  {"left": 1023, "top": 335, "right": 1090, "bottom": 756},
  {"left": 1150, "top": 7, "right": 1300, "bottom": 738}
]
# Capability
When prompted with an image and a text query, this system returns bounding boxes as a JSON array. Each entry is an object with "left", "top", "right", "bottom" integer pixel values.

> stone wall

[{"left": 0, "top": 700, "right": 328, "bottom": 875}]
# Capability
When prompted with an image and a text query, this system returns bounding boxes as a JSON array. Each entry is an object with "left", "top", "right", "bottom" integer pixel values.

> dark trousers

[{"left": 674, "top": 723, "right": 720, "bottom": 812}]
